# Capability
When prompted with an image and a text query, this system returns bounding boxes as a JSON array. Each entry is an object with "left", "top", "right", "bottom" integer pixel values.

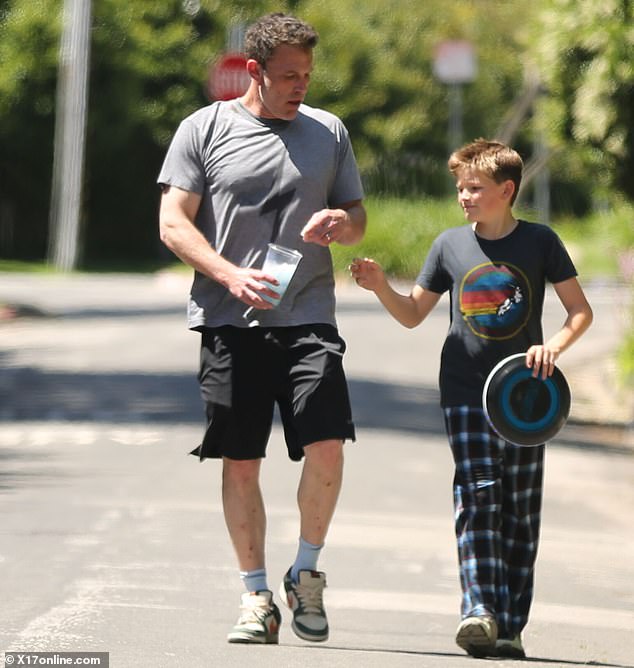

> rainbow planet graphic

[{"left": 460, "top": 262, "right": 531, "bottom": 340}]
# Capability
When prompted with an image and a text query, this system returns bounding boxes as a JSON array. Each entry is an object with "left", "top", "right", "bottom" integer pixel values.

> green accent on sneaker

[
  {"left": 455, "top": 614, "right": 498, "bottom": 657},
  {"left": 279, "top": 567, "right": 329, "bottom": 642},
  {"left": 227, "top": 590, "right": 281, "bottom": 644}
]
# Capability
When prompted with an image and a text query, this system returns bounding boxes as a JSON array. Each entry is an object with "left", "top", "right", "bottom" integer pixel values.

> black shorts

[{"left": 192, "top": 324, "right": 356, "bottom": 462}]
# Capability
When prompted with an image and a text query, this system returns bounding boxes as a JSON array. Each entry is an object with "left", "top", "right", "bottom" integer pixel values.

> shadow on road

[
  {"left": 305, "top": 642, "right": 634, "bottom": 667},
  {"left": 1, "top": 365, "right": 629, "bottom": 453},
  {"left": 349, "top": 377, "right": 444, "bottom": 435},
  {"left": 0, "top": 446, "right": 71, "bottom": 495},
  {"left": 0, "top": 365, "right": 445, "bottom": 432}
]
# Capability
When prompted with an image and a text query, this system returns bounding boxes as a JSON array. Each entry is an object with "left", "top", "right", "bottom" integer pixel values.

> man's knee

[
  {"left": 222, "top": 457, "right": 261, "bottom": 486},
  {"left": 303, "top": 439, "right": 344, "bottom": 469}
]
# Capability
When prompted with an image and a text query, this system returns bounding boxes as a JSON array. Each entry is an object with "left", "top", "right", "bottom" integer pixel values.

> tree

[
  {"left": 302, "top": 0, "right": 528, "bottom": 195},
  {"left": 0, "top": 0, "right": 538, "bottom": 264},
  {"left": 0, "top": 0, "right": 60, "bottom": 259},
  {"left": 532, "top": 0, "right": 634, "bottom": 202}
]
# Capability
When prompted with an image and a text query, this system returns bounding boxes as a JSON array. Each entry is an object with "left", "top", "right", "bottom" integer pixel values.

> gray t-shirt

[
  {"left": 157, "top": 100, "right": 364, "bottom": 329},
  {"left": 416, "top": 220, "right": 578, "bottom": 407}
]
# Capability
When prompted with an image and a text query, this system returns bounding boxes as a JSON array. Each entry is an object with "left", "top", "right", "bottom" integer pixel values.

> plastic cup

[
  {"left": 259, "top": 243, "right": 303, "bottom": 306},
  {"left": 243, "top": 244, "right": 302, "bottom": 324}
]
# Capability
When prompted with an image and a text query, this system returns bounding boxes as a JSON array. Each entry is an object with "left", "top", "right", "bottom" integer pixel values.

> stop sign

[{"left": 208, "top": 53, "right": 250, "bottom": 101}]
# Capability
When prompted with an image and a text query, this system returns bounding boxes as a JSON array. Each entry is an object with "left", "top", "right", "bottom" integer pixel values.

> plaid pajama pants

[{"left": 443, "top": 406, "right": 544, "bottom": 639}]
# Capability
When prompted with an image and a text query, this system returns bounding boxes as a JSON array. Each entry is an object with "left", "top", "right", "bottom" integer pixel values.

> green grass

[
  {"left": 331, "top": 196, "right": 462, "bottom": 278},
  {"left": 0, "top": 258, "right": 179, "bottom": 274},
  {"left": 553, "top": 199, "right": 634, "bottom": 281},
  {"left": 331, "top": 195, "right": 634, "bottom": 282},
  {"left": 0, "top": 260, "right": 56, "bottom": 273},
  {"left": 4, "top": 196, "right": 630, "bottom": 282}
]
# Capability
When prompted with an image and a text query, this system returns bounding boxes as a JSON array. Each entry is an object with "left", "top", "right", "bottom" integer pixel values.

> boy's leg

[
  {"left": 500, "top": 443, "right": 544, "bottom": 639},
  {"left": 445, "top": 406, "right": 544, "bottom": 657},
  {"left": 445, "top": 406, "right": 504, "bottom": 619},
  {"left": 445, "top": 406, "right": 505, "bottom": 656}
]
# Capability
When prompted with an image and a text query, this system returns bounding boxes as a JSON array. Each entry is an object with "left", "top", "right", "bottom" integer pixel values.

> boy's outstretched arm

[
  {"left": 350, "top": 258, "right": 441, "bottom": 328},
  {"left": 526, "top": 276, "right": 594, "bottom": 378}
]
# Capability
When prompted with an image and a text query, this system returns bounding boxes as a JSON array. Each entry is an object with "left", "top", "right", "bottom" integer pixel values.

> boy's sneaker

[
  {"left": 279, "top": 568, "right": 329, "bottom": 642},
  {"left": 495, "top": 634, "right": 526, "bottom": 658},
  {"left": 455, "top": 614, "right": 498, "bottom": 657},
  {"left": 227, "top": 590, "right": 281, "bottom": 644}
]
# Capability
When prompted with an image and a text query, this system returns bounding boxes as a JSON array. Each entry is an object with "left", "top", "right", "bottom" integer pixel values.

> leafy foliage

[
  {"left": 532, "top": 0, "right": 634, "bottom": 200},
  {"left": 0, "top": 0, "right": 632, "bottom": 265}
]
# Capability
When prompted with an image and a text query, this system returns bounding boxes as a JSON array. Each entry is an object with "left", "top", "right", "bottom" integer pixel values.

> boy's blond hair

[{"left": 448, "top": 138, "right": 523, "bottom": 205}]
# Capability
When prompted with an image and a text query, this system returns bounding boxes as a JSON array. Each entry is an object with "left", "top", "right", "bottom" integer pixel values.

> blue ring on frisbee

[
  {"left": 500, "top": 368, "right": 559, "bottom": 431},
  {"left": 483, "top": 353, "right": 571, "bottom": 446}
]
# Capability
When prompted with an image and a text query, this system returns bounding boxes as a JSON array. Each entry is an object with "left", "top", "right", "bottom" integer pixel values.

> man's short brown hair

[
  {"left": 448, "top": 138, "right": 524, "bottom": 205},
  {"left": 244, "top": 13, "right": 319, "bottom": 66}
]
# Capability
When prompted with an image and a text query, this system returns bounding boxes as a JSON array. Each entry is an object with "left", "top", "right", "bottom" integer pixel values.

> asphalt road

[{"left": 1, "top": 272, "right": 633, "bottom": 668}]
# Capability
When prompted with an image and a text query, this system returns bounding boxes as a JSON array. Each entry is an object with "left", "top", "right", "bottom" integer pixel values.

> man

[{"left": 157, "top": 13, "right": 366, "bottom": 645}]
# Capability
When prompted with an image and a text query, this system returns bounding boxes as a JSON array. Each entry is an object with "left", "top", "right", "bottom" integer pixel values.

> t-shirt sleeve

[
  {"left": 416, "top": 235, "right": 451, "bottom": 294},
  {"left": 544, "top": 227, "right": 578, "bottom": 283},
  {"left": 157, "top": 117, "right": 206, "bottom": 194},
  {"left": 328, "top": 121, "right": 364, "bottom": 206}
]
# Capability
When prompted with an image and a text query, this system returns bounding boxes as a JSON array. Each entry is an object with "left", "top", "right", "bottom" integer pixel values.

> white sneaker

[
  {"left": 227, "top": 590, "right": 281, "bottom": 644},
  {"left": 455, "top": 614, "right": 498, "bottom": 657},
  {"left": 279, "top": 568, "right": 328, "bottom": 642}
]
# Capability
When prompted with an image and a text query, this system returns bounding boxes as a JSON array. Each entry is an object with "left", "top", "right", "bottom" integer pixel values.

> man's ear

[{"left": 246, "top": 59, "right": 264, "bottom": 83}]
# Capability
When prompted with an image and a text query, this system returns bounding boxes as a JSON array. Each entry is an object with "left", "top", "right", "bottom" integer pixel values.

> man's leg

[
  {"left": 222, "top": 457, "right": 266, "bottom": 573},
  {"left": 223, "top": 457, "right": 281, "bottom": 644},
  {"left": 279, "top": 439, "right": 343, "bottom": 643},
  {"left": 298, "top": 439, "right": 344, "bottom": 544}
]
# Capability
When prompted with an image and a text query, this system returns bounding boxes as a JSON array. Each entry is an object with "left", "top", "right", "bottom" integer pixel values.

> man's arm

[
  {"left": 300, "top": 200, "right": 367, "bottom": 247},
  {"left": 159, "top": 185, "right": 277, "bottom": 308}
]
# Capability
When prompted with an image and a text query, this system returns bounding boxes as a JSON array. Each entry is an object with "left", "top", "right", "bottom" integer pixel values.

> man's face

[
  {"left": 455, "top": 168, "right": 512, "bottom": 223},
  {"left": 256, "top": 44, "right": 313, "bottom": 121}
]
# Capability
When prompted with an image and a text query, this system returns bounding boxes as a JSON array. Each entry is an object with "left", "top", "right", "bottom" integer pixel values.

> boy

[{"left": 350, "top": 139, "right": 592, "bottom": 658}]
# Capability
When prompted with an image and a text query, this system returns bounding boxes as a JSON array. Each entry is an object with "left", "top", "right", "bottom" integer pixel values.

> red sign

[{"left": 208, "top": 53, "right": 250, "bottom": 101}]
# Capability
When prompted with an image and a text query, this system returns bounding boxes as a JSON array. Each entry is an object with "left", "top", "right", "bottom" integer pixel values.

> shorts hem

[{"left": 297, "top": 430, "right": 356, "bottom": 450}]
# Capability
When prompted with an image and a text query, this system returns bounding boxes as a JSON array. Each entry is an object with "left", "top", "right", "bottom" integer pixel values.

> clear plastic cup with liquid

[
  {"left": 243, "top": 243, "right": 302, "bottom": 323},
  {"left": 260, "top": 243, "right": 303, "bottom": 306}
]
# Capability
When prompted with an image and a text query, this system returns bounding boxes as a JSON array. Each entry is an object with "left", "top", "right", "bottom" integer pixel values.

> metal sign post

[
  {"left": 433, "top": 40, "right": 477, "bottom": 164},
  {"left": 48, "top": 0, "right": 92, "bottom": 271}
]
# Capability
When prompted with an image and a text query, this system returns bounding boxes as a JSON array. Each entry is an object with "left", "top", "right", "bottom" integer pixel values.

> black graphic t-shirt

[{"left": 416, "top": 220, "right": 577, "bottom": 407}]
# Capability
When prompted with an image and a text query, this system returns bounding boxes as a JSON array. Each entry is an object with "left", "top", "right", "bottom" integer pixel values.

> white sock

[{"left": 240, "top": 568, "right": 268, "bottom": 593}]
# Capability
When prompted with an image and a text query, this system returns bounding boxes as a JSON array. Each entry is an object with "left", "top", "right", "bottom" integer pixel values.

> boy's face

[{"left": 455, "top": 168, "right": 514, "bottom": 223}]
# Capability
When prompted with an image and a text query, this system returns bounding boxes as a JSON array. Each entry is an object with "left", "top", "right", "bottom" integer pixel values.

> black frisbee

[{"left": 482, "top": 353, "right": 571, "bottom": 446}]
